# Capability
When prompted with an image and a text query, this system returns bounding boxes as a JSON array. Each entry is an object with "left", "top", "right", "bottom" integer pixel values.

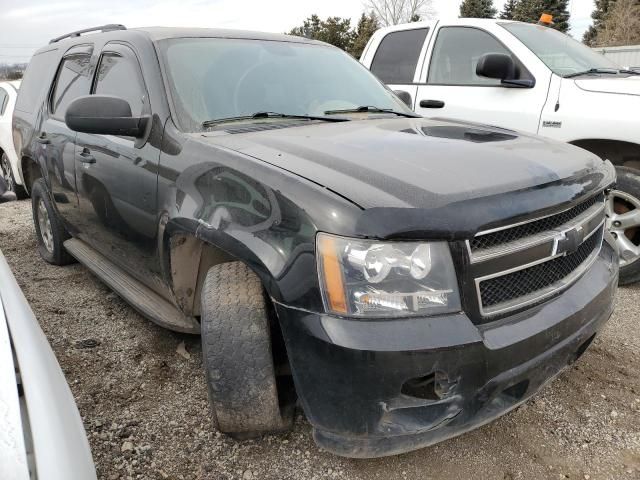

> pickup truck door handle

[
  {"left": 36, "top": 133, "right": 50, "bottom": 144},
  {"left": 419, "top": 100, "right": 445, "bottom": 109},
  {"left": 78, "top": 148, "right": 96, "bottom": 164}
]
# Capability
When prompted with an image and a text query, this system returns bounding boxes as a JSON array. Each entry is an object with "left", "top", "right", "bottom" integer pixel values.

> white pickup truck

[{"left": 361, "top": 18, "right": 640, "bottom": 284}]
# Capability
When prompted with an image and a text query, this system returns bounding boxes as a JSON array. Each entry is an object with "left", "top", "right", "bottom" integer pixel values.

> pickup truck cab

[
  {"left": 14, "top": 24, "right": 618, "bottom": 458},
  {"left": 361, "top": 18, "right": 640, "bottom": 284}
]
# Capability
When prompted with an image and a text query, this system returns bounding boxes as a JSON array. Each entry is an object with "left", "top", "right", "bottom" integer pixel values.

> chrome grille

[{"left": 469, "top": 194, "right": 606, "bottom": 317}]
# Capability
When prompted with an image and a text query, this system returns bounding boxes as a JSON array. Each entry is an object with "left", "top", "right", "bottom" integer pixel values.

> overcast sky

[{"left": 0, "top": 0, "right": 596, "bottom": 63}]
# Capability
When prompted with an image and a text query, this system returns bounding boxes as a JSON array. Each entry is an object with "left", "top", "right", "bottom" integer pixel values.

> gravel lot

[{"left": 1, "top": 198, "right": 639, "bottom": 480}]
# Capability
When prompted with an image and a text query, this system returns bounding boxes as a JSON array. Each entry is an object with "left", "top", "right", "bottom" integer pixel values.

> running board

[{"left": 64, "top": 238, "right": 200, "bottom": 334}]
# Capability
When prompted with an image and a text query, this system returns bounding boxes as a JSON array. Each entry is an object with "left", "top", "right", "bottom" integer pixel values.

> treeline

[
  {"left": 459, "top": 0, "right": 570, "bottom": 33},
  {"left": 583, "top": 0, "right": 640, "bottom": 47}
]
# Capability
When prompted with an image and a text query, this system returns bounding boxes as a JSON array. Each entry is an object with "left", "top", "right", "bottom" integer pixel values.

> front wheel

[
  {"left": 607, "top": 166, "right": 640, "bottom": 285},
  {"left": 200, "top": 261, "right": 295, "bottom": 438}
]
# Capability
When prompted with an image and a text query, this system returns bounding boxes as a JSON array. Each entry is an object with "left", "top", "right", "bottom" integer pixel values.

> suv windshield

[
  {"left": 159, "top": 38, "right": 412, "bottom": 132},
  {"left": 501, "top": 22, "right": 619, "bottom": 77}
]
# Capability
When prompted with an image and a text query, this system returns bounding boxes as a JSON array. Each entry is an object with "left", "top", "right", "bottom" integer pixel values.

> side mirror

[
  {"left": 394, "top": 90, "right": 413, "bottom": 108},
  {"left": 476, "top": 53, "right": 535, "bottom": 88},
  {"left": 65, "top": 95, "right": 148, "bottom": 137}
]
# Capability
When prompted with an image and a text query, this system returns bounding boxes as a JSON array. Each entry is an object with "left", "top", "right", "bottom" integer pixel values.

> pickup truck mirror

[
  {"left": 394, "top": 90, "right": 413, "bottom": 108},
  {"left": 476, "top": 53, "right": 516, "bottom": 81},
  {"left": 65, "top": 95, "right": 148, "bottom": 137}
]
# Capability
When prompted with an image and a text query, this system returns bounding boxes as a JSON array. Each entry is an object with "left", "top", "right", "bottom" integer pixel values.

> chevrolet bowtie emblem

[{"left": 553, "top": 225, "right": 585, "bottom": 256}]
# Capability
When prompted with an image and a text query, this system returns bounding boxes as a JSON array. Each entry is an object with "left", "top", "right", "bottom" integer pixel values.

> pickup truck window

[
  {"left": 501, "top": 22, "right": 618, "bottom": 77},
  {"left": 94, "top": 52, "right": 147, "bottom": 117},
  {"left": 50, "top": 55, "right": 92, "bottom": 120},
  {"left": 428, "top": 27, "right": 511, "bottom": 86},
  {"left": 370, "top": 28, "right": 429, "bottom": 84},
  {"left": 160, "top": 38, "right": 410, "bottom": 132}
]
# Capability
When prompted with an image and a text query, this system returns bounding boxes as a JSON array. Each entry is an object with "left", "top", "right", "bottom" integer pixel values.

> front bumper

[{"left": 276, "top": 243, "right": 618, "bottom": 458}]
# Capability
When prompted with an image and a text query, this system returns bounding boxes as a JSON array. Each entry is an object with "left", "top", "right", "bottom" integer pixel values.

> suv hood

[
  {"left": 574, "top": 76, "right": 640, "bottom": 96},
  {"left": 199, "top": 118, "right": 608, "bottom": 214}
]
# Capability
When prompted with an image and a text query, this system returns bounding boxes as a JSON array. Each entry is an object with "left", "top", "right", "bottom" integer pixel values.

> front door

[
  {"left": 415, "top": 26, "right": 551, "bottom": 133},
  {"left": 74, "top": 44, "right": 164, "bottom": 292}
]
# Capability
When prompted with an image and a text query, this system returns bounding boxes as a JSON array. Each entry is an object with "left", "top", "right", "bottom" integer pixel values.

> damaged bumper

[{"left": 276, "top": 243, "right": 618, "bottom": 458}]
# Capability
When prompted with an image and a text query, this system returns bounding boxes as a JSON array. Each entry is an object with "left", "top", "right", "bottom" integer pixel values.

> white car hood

[{"left": 574, "top": 76, "right": 640, "bottom": 96}]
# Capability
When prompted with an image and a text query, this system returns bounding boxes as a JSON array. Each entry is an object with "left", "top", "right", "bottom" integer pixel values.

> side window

[
  {"left": 0, "top": 88, "right": 7, "bottom": 116},
  {"left": 15, "top": 49, "right": 58, "bottom": 114},
  {"left": 94, "top": 51, "right": 147, "bottom": 117},
  {"left": 50, "top": 55, "right": 92, "bottom": 119},
  {"left": 428, "top": 27, "right": 513, "bottom": 86},
  {"left": 370, "top": 29, "right": 429, "bottom": 84}
]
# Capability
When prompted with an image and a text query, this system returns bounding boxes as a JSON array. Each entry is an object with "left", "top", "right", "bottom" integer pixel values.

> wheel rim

[
  {"left": 0, "top": 155, "right": 14, "bottom": 192},
  {"left": 37, "top": 198, "right": 54, "bottom": 253},
  {"left": 605, "top": 190, "right": 640, "bottom": 268}
]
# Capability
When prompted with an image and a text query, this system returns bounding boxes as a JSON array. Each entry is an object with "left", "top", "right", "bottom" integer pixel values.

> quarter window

[
  {"left": 50, "top": 55, "right": 92, "bottom": 119},
  {"left": 370, "top": 29, "right": 429, "bottom": 84},
  {"left": 94, "top": 52, "right": 147, "bottom": 117},
  {"left": 428, "top": 27, "right": 514, "bottom": 86}
]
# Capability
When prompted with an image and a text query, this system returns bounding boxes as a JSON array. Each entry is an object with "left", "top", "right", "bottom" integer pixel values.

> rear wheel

[
  {"left": 1, "top": 152, "right": 28, "bottom": 199},
  {"left": 200, "top": 261, "right": 295, "bottom": 438},
  {"left": 607, "top": 167, "right": 640, "bottom": 285},
  {"left": 31, "top": 179, "right": 75, "bottom": 266}
]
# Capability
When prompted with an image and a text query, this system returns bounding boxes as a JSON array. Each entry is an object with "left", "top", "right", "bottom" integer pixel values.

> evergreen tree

[
  {"left": 349, "top": 13, "right": 380, "bottom": 58},
  {"left": 499, "top": 0, "right": 520, "bottom": 19},
  {"left": 583, "top": 0, "right": 617, "bottom": 46},
  {"left": 513, "top": 0, "right": 571, "bottom": 33},
  {"left": 459, "top": 0, "right": 498, "bottom": 18},
  {"left": 289, "top": 15, "right": 355, "bottom": 52}
]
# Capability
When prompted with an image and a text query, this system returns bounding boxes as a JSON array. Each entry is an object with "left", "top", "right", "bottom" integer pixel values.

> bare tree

[
  {"left": 595, "top": 0, "right": 640, "bottom": 46},
  {"left": 364, "top": 0, "right": 434, "bottom": 26}
]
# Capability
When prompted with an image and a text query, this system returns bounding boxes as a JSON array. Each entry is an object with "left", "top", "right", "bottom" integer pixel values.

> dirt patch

[{"left": 1, "top": 199, "right": 639, "bottom": 480}]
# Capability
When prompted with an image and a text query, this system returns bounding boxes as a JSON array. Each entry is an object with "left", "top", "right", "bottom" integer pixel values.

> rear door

[
  {"left": 415, "top": 24, "right": 551, "bottom": 132},
  {"left": 363, "top": 24, "right": 434, "bottom": 109},
  {"left": 40, "top": 46, "right": 93, "bottom": 220},
  {"left": 74, "top": 43, "right": 163, "bottom": 291}
]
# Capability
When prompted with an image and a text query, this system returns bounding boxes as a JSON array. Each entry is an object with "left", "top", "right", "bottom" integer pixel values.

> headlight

[{"left": 316, "top": 233, "right": 461, "bottom": 318}]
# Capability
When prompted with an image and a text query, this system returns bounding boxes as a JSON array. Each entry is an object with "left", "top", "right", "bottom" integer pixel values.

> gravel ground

[{"left": 1, "top": 198, "right": 639, "bottom": 480}]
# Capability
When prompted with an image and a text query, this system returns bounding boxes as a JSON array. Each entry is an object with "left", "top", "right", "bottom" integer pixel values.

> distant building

[
  {"left": 593, "top": 45, "right": 640, "bottom": 69},
  {"left": 0, "top": 63, "right": 27, "bottom": 80}
]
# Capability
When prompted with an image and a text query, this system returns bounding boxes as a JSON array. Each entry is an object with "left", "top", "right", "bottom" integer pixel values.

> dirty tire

[
  {"left": 201, "top": 261, "right": 294, "bottom": 438},
  {"left": 612, "top": 166, "right": 640, "bottom": 285},
  {"left": 31, "top": 178, "right": 75, "bottom": 266}
]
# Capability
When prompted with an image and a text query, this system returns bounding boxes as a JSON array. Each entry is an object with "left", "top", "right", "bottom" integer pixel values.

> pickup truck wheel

[
  {"left": 200, "top": 261, "right": 294, "bottom": 438},
  {"left": 607, "top": 167, "right": 640, "bottom": 285},
  {"left": 31, "top": 179, "right": 75, "bottom": 265}
]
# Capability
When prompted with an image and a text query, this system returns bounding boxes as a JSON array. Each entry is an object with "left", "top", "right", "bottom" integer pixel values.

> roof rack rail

[{"left": 49, "top": 24, "right": 127, "bottom": 44}]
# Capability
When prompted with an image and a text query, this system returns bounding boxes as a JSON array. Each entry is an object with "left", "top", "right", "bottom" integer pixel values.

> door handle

[
  {"left": 78, "top": 148, "right": 96, "bottom": 164},
  {"left": 419, "top": 100, "right": 445, "bottom": 109},
  {"left": 36, "top": 133, "right": 50, "bottom": 144}
]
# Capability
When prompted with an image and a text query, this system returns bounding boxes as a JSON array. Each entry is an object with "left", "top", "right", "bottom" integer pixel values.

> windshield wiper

[
  {"left": 324, "top": 106, "right": 419, "bottom": 118},
  {"left": 202, "top": 111, "right": 348, "bottom": 128},
  {"left": 563, "top": 68, "right": 620, "bottom": 78},
  {"left": 620, "top": 69, "right": 640, "bottom": 75}
]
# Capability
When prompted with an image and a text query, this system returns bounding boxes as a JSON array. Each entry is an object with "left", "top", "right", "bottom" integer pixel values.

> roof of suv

[{"left": 42, "top": 25, "right": 319, "bottom": 52}]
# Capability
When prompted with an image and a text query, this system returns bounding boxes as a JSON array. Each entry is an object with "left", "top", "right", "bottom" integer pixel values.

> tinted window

[
  {"left": 15, "top": 50, "right": 58, "bottom": 113},
  {"left": 0, "top": 88, "right": 7, "bottom": 116},
  {"left": 50, "top": 55, "right": 92, "bottom": 119},
  {"left": 94, "top": 52, "right": 147, "bottom": 117},
  {"left": 428, "top": 27, "right": 511, "bottom": 86},
  {"left": 370, "top": 29, "right": 429, "bottom": 84}
]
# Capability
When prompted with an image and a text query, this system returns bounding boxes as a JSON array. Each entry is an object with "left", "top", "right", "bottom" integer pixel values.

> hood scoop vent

[{"left": 220, "top": 120, "right": 320, "bottom": 135}]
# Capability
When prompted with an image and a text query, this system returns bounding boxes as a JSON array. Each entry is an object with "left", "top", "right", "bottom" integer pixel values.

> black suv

[{"left": 13, "top": 25, "right": 618, "bottom": 458}]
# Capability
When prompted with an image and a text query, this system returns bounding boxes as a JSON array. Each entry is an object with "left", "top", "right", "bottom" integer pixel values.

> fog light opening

[
  {"left": 401, "top": 371, "right": 455, "bottom": 401},
  {"left": 501, "top": 379, "right": 530, "bottom": 402}
]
